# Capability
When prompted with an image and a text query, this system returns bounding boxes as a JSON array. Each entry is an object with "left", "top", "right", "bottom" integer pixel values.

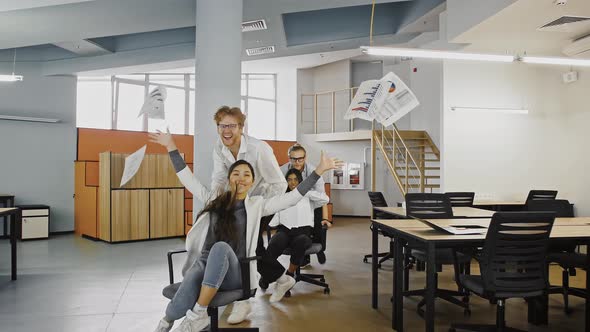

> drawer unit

[{"left": 16, "top": 205, "right": 50, "bottom": 240}]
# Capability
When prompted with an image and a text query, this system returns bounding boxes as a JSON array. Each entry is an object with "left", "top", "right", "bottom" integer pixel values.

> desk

[
  {"left": 375, "top": 206, "right": 495, "bottom": 219},
  {"left": 371, "top": 217, "right": 590, "bottom": 331},
  {"left": 0, "top": 207, "right": 21, "bottom": 280},
  {"left": 0, "top": 194, "right": 15, "bottom": 237}
]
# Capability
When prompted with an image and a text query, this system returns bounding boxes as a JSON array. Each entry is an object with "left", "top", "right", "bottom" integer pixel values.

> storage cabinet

[
  {"left": 18, "top": 205, "right": 50, "bottom": 240},
  {"left": 98, "top": 151, "right": 185, "bottom": 243}
]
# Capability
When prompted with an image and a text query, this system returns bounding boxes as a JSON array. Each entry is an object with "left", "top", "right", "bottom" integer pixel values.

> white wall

[
  {"left": 443, "top": 61, "right": 590, "bottom": 216},
  {"left": 0, "top": 63, "right": 77, "bottom": 232}
]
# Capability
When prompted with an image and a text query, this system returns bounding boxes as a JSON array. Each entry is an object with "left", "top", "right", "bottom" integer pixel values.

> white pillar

[{"left": 194, "top": 0, "right": 242, "bottom": 214}]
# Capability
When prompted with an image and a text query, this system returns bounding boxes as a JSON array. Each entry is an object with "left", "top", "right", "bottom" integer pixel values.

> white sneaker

[
  {"left": 154, "top": 319, "right": 172, "bottom": 332},
  {"left": 227, "top": 300, "right": 251, "bottom": 325},
  {"left": 171, "top": 309, "right": 209, "bottom": 332},
  {"left": 270, "top": 275, "right": 296, "bottom": 303}
]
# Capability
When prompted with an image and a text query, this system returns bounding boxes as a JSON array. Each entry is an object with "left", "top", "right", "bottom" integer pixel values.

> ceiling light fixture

[
  {"left": 0, "top": 49, "right": 23, "bottom": 82},
  {"left": 361, "top": 46, "right": 515, "bottom": 63},
  {"left": 520, "top": 56, "right": 590, "bottom": 67}
]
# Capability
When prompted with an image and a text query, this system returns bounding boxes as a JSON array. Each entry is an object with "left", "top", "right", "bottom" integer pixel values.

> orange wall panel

[
  {"left": 265, "top": 140, "right": 295, "bottom": 166},
  {"left": 85, "top": 161, "right": 99, "bottom": 187}
]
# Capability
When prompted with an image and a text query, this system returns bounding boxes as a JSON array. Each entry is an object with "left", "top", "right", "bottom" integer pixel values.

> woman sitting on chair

[
  {"left": 149, "top": 130, "right": 341, "bottom": 332},
  {"left": 259, "top": 168, "right": 331, "bottom": 303}
]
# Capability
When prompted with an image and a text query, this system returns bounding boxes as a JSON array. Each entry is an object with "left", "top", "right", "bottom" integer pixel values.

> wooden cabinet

[
  {"left": 150, "top": 189, "right": 184, "bottom": 238},
  {"left": 98, "top": 151, "right": 185, "bottom": 243},
  {"left": 111, "top": 190, "right": 149, "bottom": 242}
]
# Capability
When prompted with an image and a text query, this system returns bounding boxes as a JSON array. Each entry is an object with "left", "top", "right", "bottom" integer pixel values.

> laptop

[{"left": 415, "top": 218, "right": 487, "bottom": 235}]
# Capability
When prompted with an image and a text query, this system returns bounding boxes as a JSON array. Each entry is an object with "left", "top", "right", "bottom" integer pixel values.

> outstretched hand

[
  {"left": 315, "top": 151, "right": 344, "bottom": 176},
  {"left": 148, "top": 128, "right": 176, "bottom": 151}
]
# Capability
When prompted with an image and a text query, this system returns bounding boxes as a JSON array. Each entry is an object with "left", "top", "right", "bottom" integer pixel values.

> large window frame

[{"left": 241, "top": 73, "right": 278, "bottom": 140}]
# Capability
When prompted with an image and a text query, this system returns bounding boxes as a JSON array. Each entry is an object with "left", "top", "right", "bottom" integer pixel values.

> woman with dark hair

[
  {"left": 258, "top": 168, "right": 329, "bottom": 303},
  {"left": 148, "top": 130, "right": 341, "bottom": 332}
]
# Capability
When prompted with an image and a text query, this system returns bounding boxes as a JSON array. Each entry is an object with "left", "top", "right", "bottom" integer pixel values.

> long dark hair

[
  {"left": 196, "top": 160, "right": 255, "bottom": 246},
  {"left": 285, "top": 168, "right": 303, "bottom": 193}
]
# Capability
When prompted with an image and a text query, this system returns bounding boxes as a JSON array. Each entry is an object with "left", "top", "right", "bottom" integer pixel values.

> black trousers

[{"left": 258, "top": 225, "right": 313, "bottom": 283}]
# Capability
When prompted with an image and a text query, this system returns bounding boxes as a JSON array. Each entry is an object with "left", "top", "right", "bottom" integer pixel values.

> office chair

[
  {"left": 364, "top": 191, "right": 395, "bottom": 268},
  {"left": 528, "top": 199, "right": 585, "bottom": 314},
  {"left": 163, "top": 249, "right": 260, "bottom": 332},
  {"left": 405, "top": 193, "right": 472, "bottom": 317},
  {"left": 525, "top": 190, "right": 558, "bottom": 206},
  {"left": 445, "top": 192, "right": 475, "bottom": 207},
  {"left": 449, "top": 212, "right": 555, "bottom": 332}
]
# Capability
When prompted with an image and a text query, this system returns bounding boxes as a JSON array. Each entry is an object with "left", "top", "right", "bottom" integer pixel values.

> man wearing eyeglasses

[
  {"left": 280, "top": 144, "right": 332, "bottom": 265},
  {"left": 211, "top": 106, "right": 286, "bottom": 197}
]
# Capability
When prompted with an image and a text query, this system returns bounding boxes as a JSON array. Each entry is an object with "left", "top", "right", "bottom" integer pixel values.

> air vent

[
  {"left": 242, "top": 19, "right": 267, "bottom": 32},
  {"left": 246, "top": 45, "right": 275, "bottom": 56},
  {"left": 538, "top": 16, "right": 590, "bottom": 32}
]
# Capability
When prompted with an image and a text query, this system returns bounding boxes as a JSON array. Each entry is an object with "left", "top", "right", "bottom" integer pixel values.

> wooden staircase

[{"left": 372, "top": 124, "right": 440, "bottom": 196}]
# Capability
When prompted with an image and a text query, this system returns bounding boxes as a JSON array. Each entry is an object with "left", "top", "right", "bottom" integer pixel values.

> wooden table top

[
  {"left": 472, "top": 200, "right": 526, "bottom": 206},
  {"left": 375, "top": 206, "right": 495, "bottom": 218},
  {"left": 0, "top": 207, "right": 18, "bottom": 216},
  {"left": 373, "top": 217, "right": 590, "bottom": 241}
]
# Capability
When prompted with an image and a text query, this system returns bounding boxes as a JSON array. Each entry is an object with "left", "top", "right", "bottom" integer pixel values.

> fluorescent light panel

[
  {"left": 0, "top": 115, "right": 61, "bottom": 123},
  {"left": 0, "top": 74, "right": 23, "bottom": 82},
  {"left": 451, "top": 107, "right": 528, "bottom": 114},
  {"left": 362, "top": 47, "right": 515, "bottom": 63},
  {"left": 521, "top": 56, "right": 590, "bottom": 67}
]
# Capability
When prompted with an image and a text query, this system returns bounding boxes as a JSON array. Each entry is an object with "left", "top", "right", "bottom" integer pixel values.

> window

[
  {"left": 76, "top": 73, "right": 194, "bottom": 135},
  {"left": 241, "top": 73, "right": 277, "bottom": 140}
]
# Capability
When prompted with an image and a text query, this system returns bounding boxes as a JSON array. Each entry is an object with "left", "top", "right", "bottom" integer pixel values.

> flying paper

[
  {"left": 344, "top": 72, "right": 419, "bottom": 126},
  {"left": 120, "top": 145, "right": 147, "bottom": 187},
  {"left": 138, "top": 85, "right": 167, "bottom": 119}
]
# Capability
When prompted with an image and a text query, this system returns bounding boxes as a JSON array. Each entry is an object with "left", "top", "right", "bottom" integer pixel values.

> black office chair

[
  {"left": 525, "top": 190, "right": 558, "bottom": 206},
  {"left": 364, "top": 191, "right": 395, "bottom": 268},
  {"left": 164, "top": 249, "right": 260, "bottom": 332},
  {"left": 528, "top": 199, "right": 585, "bottom": 314},
  {"left": 282, "top": 222, "right": 331, "bottom": 297},
  {"left": 449, "top": 212, "right": 555, "bottom": 332},
  {"left": 445, "top": 192, "right": 475, "bottom": 207},
  {"left": 405, "top": 193, "right": 472, "bottom": 317}
]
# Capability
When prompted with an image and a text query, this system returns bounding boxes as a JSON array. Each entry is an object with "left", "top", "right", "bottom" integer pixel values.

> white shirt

[
  {"left": 212, "top": 134, "right": 287, "bottom": 198},
  {"left": 280, "top": 162, "right": 326, "bottom": 194},
  {"left": 269, "top": 190, "right": 329, "bottom": 229}
]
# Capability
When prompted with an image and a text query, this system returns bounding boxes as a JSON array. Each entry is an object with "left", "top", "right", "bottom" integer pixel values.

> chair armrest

[
  {"left": 238, "top": 256, "right": 261, "bottom": 300},
  {"left": 167, "top": 249, "right": 188, "bottom": 284}
]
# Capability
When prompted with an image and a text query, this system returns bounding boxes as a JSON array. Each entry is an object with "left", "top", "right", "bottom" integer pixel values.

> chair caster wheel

[
  {"left": 464, "top": 309, "right": 471, "bottom": 317},
  {"left": 324, "top": 288, "right": 330, "bottom": 295},
  {"left": 285, "top": 290, "right": 292, "bottom": 298},
  {"left": 363, "top": 258, "right": 368, "bottom": 263},
  {"left": 320, "top": 278, "right": 325, "bottom": 283}
]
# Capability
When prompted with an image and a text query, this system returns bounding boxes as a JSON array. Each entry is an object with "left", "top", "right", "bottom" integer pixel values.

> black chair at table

[
  {"left": 363, "top": 191, "right": 395, "bottom": 268},
  {"left": 164, "top": 249, "right": 260, "bottom": 332},
  {"left": 445, "top": 192, "right": 475, "bottom": 207},
  {"left": 405, "top": 193, "right": 472, "bottom": 317},
  {"left": 528, "top": 199, "right": 585, "bottom": 314},
  {"left": 449, "top": 212, "right": 556, "bottom": 332},
  {"left": 525, "top": 190, "right": 558, "bottom": 206}
]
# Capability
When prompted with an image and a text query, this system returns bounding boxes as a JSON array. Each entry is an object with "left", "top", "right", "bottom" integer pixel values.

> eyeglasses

[
  {"left": 289, "top": 157, "right": 305, "bottom": 163},
  {"left": 217, "top": 123, "right": 239, "bottom": 130}
]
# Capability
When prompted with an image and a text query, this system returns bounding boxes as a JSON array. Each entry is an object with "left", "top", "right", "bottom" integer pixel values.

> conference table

[
  {"left": 0, "top": 207, "right": 21, "bottom": 280},
  {"left": 374, "top": 206, "right": 495, "bottom": 219},
  {"left": 371, "top": 217, "right": 590, "bottom": 331}
]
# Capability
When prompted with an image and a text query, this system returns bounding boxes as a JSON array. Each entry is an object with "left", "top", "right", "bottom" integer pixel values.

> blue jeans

[{"left": 165, "top": 241, "right": 242, "bottom": 321}]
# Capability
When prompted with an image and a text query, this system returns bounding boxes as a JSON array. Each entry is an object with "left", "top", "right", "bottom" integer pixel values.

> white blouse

[{"left": 269, "top": 190, "right": 329, "bottom": 229}]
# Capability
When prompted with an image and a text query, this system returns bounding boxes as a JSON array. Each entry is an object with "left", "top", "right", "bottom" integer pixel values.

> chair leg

[
  {"left": 563, "top": 269, "right": 572, "bottom": 314},
  {"left": 208, "top": 307, "right": 219, "bottom": 332},
  {"left": 497, "top": 300, "right": 506, "bottom": 331}
]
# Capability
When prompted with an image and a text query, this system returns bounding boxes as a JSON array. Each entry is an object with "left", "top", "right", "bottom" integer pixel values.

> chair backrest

[
  {"left": 527, "top": 199, "right": 573, "bottom": 217},
  {"left": 445, "top": 192, "right": 475, "bottom": 207},
  {"left": 480, "top": 212, "right": 555, "bottom": 296},
  {"left": 525, "top": 190, "right": 558, "bottom": 205},
  {"left": 405, "top": 193, "right": 453, "bottom": 219},
  {"left": 368, "top": 191, "right": 393, "bottom": 219}
]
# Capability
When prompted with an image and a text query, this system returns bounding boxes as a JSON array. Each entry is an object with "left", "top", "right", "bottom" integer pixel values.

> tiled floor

[{"left": 0, "top": 217, "right": 586, "bottom": 331}]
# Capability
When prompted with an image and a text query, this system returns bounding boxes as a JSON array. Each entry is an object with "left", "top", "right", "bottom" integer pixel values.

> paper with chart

[
  {"left": 120, "top": 145, "right": 147, "bottom": 187},
  {"left": 138, "top": 85, "right": 167, "bottom": 120},
  {"left": 344, "top": 71, "right": 419, "bottom": 126}
]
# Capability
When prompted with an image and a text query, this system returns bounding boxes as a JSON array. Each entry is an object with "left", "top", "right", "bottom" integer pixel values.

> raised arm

[
  {"left": 211, "top": 147, "right": 229, "bottom": 194},
  {"left": 262, "top": 151, "right": 342, "bottom": 216},
  {"left": 148, "top": 130, "right": 211, "bottom": 203}
]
